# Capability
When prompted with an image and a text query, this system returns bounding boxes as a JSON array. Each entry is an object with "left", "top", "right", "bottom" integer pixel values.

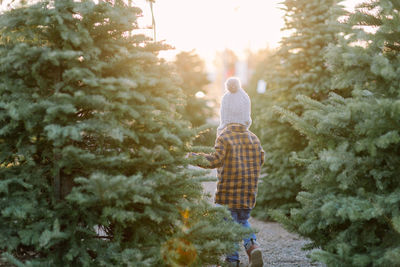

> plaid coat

[{"left": 201, "top": 124, "right": 264, "bottom": 209}]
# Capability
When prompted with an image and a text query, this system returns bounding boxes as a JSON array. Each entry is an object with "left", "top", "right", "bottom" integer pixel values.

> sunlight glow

[
  {"left": 195, "top": 91, "right": 206, "bottom": 98},
  {"left": 135, "top": 0, "right": 362, "bottom": 64},
  {"left": 1, "top": 0, "right": 362, "bottom": 63},
  {"left": 135, "top": 0, "right": 285, "bottom": 62}
]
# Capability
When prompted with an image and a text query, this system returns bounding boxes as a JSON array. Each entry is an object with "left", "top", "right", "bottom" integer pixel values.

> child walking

[{"left": 195, "top": 77, "right": 265, "bottom": 267}]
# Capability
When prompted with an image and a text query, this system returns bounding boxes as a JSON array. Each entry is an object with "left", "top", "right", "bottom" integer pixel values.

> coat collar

[{"left": 225, "top": 123, "right": 247, "bottom": 132}]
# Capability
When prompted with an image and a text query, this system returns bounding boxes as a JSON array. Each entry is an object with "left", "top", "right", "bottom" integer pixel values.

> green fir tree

[
  {"left": 251, "top": 0, "right": 346, "bottom": 219},
  {"left": 173, "top": 50, "right": 212, "bottom": 128},
  {"left": 273, "top": 0, "right": 400, "bottom": 265},
  {"left": 0, "top": 1, "right": 247, "bottom": 266},
  {"left": 246, "top": 47, "right": 278, "bottom": 97},
  {"left": 173, "top": 51, "right": 216, "bottom": 146}
]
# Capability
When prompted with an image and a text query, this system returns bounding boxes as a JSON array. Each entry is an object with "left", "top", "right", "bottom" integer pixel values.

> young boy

[{"left": 195, "top": 77, "right": 265, "bottom": 267}]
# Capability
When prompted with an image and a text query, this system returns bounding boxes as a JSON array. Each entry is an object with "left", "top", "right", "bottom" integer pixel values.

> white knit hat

[{"left": 217, "top": 77, "right": 252, "bottom": 136}]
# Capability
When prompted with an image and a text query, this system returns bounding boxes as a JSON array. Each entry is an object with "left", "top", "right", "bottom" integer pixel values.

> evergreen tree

[
  {"left": 174, "top": 50, "right": 212, "bottom": 128},
  {"left": 274, "top": 0, "right": 400, "bottom": 265},
  {"left": 247, "top": 48, "right": 279, "bottom": 137},
  {"left": 246, "top": 47, "right": 278, "bottom": 97},
  {"left": 251, "top": 0, "right": 346, "bottom": 219},
  {"left": 0, "top": 1, "right": 247, "bottom": 266},
  {"left": 173, "top": 51, "right": 215, "bottom": 146}
]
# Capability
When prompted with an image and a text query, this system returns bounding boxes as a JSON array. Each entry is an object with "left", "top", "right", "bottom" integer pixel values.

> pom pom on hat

[{"left": 225, "top": 77, "right": 241, "bottom": 93}]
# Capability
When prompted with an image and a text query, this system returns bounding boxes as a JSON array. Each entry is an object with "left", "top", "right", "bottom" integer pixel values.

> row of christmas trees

[
  {"left": 250, "top": 0, "right": 400, "bottom": 265},
  {"left": 0, "top": 1, "right": 246, "bottom": 266}
]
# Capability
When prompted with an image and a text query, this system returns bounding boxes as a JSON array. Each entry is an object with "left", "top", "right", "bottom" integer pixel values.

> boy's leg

[
  {"left": 235, "top": 209, "right": 257, "bottom": 247},
  {"left": 235, "top": 209, "right": 263, "bottom": 267},
  {"left": 226, "top": 209, "right": 258, "bottom": 263},
  {"left": 225, "top": 209, "right": 240, "bottom": 263}
]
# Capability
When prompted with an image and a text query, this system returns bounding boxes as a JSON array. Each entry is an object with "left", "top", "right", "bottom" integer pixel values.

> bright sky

[
  {"left": 135, "top": 0, "right": 361, "bottom": 63},
  {"left": 0, "top": 0, "right": 361, "bottom": 63},
  {"left": 136, "top": 0, "right": 284, "bottom": 62}
]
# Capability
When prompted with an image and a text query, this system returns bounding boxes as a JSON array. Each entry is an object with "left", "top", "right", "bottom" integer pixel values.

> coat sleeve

[
  {"left": 261, "top": 149, "right": 265, "bottom": 166},
  {"left": 200, "top": 136, "right": 227, "bottom": 169}
]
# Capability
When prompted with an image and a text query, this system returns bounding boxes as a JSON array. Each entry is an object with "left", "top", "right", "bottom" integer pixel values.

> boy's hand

[{"left": 186, "top": 152, "right": 199, "bottom": 158}]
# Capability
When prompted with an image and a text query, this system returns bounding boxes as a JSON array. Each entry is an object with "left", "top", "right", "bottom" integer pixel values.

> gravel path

[
  {"left": 235, "top": 218, "right": 325, "bottom": 267},
  {"left": 202, "top": 171, "right": 325, "bottom": 267}
]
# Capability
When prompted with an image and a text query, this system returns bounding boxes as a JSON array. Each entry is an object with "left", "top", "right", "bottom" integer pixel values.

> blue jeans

[{"left": 226, "top": 208, "right": 257, "bottom": 263}]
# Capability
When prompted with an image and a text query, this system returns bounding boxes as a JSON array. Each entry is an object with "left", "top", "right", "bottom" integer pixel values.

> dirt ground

[{"left": 203, "top": 173, "right": 325, "bottom": 267}]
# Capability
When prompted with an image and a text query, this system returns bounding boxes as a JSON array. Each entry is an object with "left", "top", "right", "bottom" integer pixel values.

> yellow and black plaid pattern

[{"left": 202, "top": 124, "right": 264, "bottom": 209}]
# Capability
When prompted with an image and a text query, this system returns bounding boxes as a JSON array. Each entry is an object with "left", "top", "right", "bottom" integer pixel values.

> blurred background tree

[
  {"left": 174, "top": 50, "right": 212, "bottom": 127},
  {"left": 173, "top": 50, "right": 217, "bottom": 147}
]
